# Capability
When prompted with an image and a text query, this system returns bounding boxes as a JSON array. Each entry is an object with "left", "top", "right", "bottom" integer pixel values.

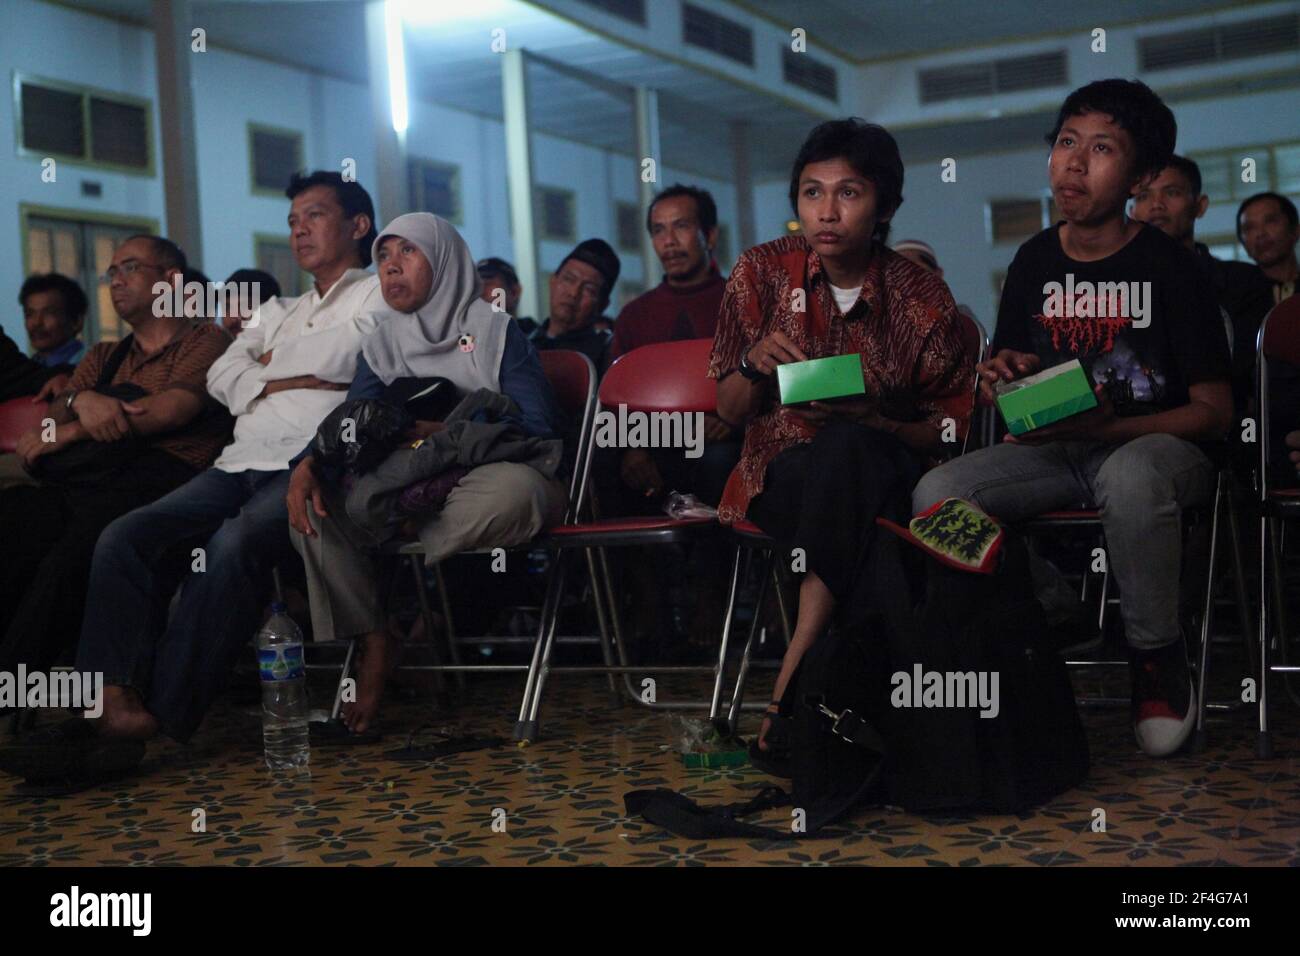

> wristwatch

[
  {"left": 65, "top": 389, "right": 79, "bottom": 416},
  {"left": 737, "top": 351, "right": 767, "bottom": 382}
]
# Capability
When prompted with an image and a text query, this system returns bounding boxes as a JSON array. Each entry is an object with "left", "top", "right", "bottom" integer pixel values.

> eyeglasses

[{"left": 100, "top": 261, "right": 165, "bottom": 284}]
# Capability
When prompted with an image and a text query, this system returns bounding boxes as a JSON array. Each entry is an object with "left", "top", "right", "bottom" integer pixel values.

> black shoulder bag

[{"left": 31, "top": 335, "right": 152, "bottom": 487}]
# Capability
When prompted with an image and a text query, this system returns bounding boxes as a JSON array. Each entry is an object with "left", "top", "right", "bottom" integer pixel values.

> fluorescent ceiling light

[
  {"left": 385, "top": 0, "right": 408, "bottom": 134},
  {"left": 397, "top": 0, "right": 513, "bottom": 27}
]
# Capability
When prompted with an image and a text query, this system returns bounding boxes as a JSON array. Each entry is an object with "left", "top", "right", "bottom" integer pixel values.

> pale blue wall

[
  {"left": 1, "top": 0, "right": 744, "bottom": 345},
  {"left": 0, "top": 0, "right": 164, "bottom": 342}
]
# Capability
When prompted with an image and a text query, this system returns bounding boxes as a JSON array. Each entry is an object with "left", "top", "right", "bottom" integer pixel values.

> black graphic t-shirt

[{"left": 994, "top": 222, "right": 1230, "bottom": 417}]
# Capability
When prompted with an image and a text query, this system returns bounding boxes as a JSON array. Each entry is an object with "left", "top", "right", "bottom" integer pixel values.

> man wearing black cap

[
  {"left": 477, "top": 256, "right": 536, "bottom": 336},
  {"left": 531, "top": 239, "right": 620, "bottom": 375}
]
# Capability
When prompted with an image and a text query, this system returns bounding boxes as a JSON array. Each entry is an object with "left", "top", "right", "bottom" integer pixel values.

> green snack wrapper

[
  {"left": 776, "top": 353, "right": 865, "bottom": 405},
  {"left": 994, "top": 359, "right": 1097, "bottom": 436}
]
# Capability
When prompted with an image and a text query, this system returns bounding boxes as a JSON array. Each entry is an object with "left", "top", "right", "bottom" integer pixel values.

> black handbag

[
  {"left": 31, "top": 336, "right": 152, "bottom": 487},
  {"left": 626, "top": 523, "right": 1090, "bottom": 839}
]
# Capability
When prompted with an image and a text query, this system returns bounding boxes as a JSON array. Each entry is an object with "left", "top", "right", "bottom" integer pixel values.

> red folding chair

[
  {"left": 0, "top": 397, "right": 47, "bottom": 453},
  {"left": 514, "top": 338, "right": 728, "bottom": 743},
  {"left": 1253, "top": 293, "right": 1300, "bottom": 758}
]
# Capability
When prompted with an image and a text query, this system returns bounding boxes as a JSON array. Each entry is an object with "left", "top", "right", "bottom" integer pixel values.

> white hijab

[{"left": 360, "top": 213, "right": 509, "bottom": 392}]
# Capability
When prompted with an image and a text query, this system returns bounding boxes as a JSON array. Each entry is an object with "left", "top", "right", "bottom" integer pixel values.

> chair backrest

[
  {"left": 538, "top": 349, "right": 597, "bottom": 523},
  {"left": 953, "top": 309, "right": 990, "bottom": 455},
  {"left": 568, "top": 338, "right": 717, "bottom": 520},
  {"left": 0, "top": 397, "right": 47, "bottom": 453},
  {"left": 598, "top": 338, "right": 718, "bottom": 414},
  {"left": 1255, "top": 294, "right": 1300, "bottom": 499}
]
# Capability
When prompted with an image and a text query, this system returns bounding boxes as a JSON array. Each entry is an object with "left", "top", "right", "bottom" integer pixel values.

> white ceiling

[
  {"left": 50, "top": 0, "right": 1300, "bottom": 182},
  {"left": 739, "top": 0, "right": 1252, "bottom": 63},
  {"left": 60, "top": 0, "right": 825, "bottom": 178}
]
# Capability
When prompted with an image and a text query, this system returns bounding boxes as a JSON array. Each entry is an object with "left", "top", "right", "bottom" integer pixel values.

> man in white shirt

[{"left": 74, "top": 171, "right": 385, "bottom": 746}]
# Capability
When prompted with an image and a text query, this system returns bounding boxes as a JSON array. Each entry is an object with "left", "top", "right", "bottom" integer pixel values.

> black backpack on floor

[{"left": 625, "top": 523, "right": 1090, "bottom": 839}]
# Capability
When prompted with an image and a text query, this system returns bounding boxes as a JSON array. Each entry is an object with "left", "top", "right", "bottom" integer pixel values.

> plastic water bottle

[{"left": 256, "top": 604, "right": 309, "bottom": 772}]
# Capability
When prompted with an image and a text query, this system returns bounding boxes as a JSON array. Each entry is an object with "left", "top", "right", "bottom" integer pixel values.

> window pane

[
  {"left": 615, "top": 202, "right": 639, "bottom": 252},
  {"left": 408, "top": 160, "right": 459, "bottom": 220},
  {"left": 1274, "top": 144, "right": 1300, "bottom": 195},
  {"left": 92, "top": 232, "right": 125, "bottom": 342},
  {"left": 1196, "top": 153, "right": 1232, "bottom": 201},
  {"left": 537, "top": 188, "right": 575, "bottom": 241},
  {"left": 1230, "top": 150, "right": 1271, "bottom": 199},
  {"left": 28, "top": 227, "right": 53, "bottom": 276},
  {"left": 89, "top": 97, "right": 148, "bottom": 168},
  {"left": 251, "top": 129, "right": 301, "bottom": 192},
  {"left": 989, "top": 199, "right": 1042, "bottom": 244},
  {"left": 53, "top": 229, "right": 80, "bottom": 276},
  {"left": 256, "top": 239, "right": 302, "bottom": 298},
  {"left": 21, "top": 82, "right": 84, "bottom": 157}
]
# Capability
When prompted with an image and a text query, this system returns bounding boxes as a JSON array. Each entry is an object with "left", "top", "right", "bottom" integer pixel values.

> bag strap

[
  {"left": 624, "top": 786, "right": 804, "bottom": 841},
  {"left": 94, "top": 335, "right": 135, "bottom": 390},
  {"left": 625, "top": 703, "right": 887, "bottom": 841},
  {"left": 800, "top": 695, "right": 887, "bottom": 754}
]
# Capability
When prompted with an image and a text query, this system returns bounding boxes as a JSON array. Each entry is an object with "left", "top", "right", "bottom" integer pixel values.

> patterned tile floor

[{"left": 1, "top": 670, "right": 1298, "bottom": 867}]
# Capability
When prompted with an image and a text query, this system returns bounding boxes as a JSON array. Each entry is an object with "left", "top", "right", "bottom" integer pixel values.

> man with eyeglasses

[
  {"left": 530, "top": 239, "right": 620, "bottom": 375},
  {"left": 0, "top": 234, "right": 231, "bottom": 682}
]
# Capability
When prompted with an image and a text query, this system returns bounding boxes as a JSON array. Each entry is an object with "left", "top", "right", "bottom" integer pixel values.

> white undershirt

[{"left": 830, "top": 283, "right": 863, "bottom": 314}]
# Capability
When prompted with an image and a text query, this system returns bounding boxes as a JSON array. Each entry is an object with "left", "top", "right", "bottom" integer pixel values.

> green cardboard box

[
  {"left": 776, "top": 353, "right": 865, "bottom": 405},
  {"left": 995, "top": 359, "right": 1097, "bottom": 436}
]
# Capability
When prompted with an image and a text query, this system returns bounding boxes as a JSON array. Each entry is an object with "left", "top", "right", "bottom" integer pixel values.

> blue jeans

[
  {"left": 75, "top": 467, "right": 294, "bottom": 741},
  {"left": 913, "top": 434, "right": 1215, "bottom": 650}
]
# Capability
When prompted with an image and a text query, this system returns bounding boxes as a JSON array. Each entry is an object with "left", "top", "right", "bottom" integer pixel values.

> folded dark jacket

[{"left": 343, "top": 388, "right": 563, "bottom": 549}]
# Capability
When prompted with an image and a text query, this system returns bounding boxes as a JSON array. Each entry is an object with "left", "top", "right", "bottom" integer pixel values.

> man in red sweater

[
  {"left": 608, "top": 184, "right": 736, "bottom": 505},
  {"left": 612, "top": 184, "right": 726, "bottom": 359},
  {"left": 602, "top": 185, "right": 740, "bottom": 661}
]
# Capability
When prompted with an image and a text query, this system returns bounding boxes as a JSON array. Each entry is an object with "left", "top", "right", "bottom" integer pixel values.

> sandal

[{"left": 310, "top": 717, "right": 382, "bottom": 747}]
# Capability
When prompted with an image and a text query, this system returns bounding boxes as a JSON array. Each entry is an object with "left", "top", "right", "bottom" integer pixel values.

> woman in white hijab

[{"left": 286, "top": 213, "right": 567, "bottom": 733}]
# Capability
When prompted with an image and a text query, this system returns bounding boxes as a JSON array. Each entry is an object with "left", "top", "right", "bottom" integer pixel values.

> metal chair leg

[
  {"left": 726, "top": 551, "right": 774, "bottom": 732},
  {"left": 707, "top": 544, "right": 744, "bottom": 722},
  {"left": 521, "top": 552, "right": 573, "bottom": 735},
  {"left": 1193, "top": 474, "right": 1223, "bottom": 750},
  {"left": 1267, "top": 516, "right": 1300, "bottom": 708},
  {"left": 583, "top": 546, "right": 620, "bottom": 701},
  {"left": 1224, "top": 479, "right": 1256, "bottom": 675},
  {"left": 1257, "top": 516, "right": 1273, "bottom": 758},
  {"left": 595, "top": 545, "right": 645, "bottom": 706},
  {"left": 430, "top": 562, "right": 466, "bottom": 690},
  {"left": 514, "top": 551, "right": 568, "bottom": 744},
  {"left": 408, "top": 555, "right": 446, "bottom": 696},
  {"left": 1096, "top": 552, "right": 1111, "bottom": 638},
  {"left": 330, "top": 638, "right": 358, "bottom": 721}
]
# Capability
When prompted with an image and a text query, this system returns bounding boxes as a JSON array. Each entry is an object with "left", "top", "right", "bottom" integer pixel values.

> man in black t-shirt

[{"left": 916, "top": 80, "right": 1234, "bottom": 760}]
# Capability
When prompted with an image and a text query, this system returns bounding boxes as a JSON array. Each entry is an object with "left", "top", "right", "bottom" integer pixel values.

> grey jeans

[{"left": 912, "top": 433, "right": 1215, "bottom": 650}]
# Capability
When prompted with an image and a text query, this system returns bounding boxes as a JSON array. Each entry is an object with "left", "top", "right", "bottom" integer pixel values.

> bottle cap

[{"left": 270, "top": 602, "right": 288, "bottom": 614}]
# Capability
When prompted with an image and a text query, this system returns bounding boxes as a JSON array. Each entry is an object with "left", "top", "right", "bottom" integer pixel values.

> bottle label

[{"left": 258, "top": 644, "right": 305, "bottom": 682}]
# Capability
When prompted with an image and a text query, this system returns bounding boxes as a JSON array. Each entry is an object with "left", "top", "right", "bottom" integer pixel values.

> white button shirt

[{"left": 206, "top": 268, "right": 384, "bottom": 472}]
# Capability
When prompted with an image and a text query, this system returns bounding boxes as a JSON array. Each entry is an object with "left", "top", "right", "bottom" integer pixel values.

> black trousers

[
  {"left": 747, "top": 421, "right": 922, "bottom": 623},
  {"left": 0, "top": 450, "right": 197, "bottom": 674}
]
